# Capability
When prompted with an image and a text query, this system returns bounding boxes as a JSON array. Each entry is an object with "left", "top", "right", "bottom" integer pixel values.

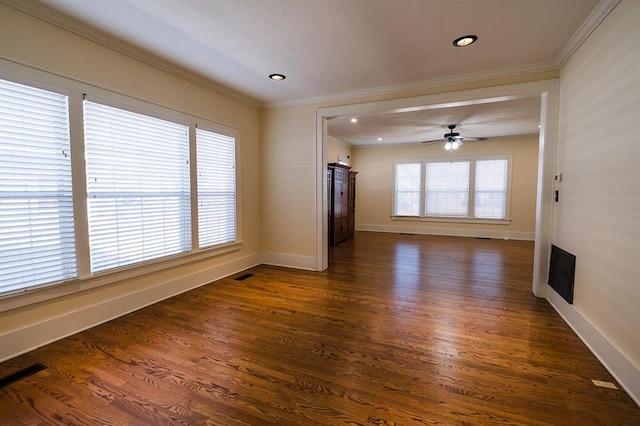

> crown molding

[
  {"left": 0, "top": 0, "right": 262, "bottom": 108},
  {"left": 3, "top": 0, "right": 609, "bottom": 111},
  {"left": 265, "top": 61, "right": 558, "bottom": 109},
  {"left": 555, "top": 0, "right": 620, "bottom": 67}
]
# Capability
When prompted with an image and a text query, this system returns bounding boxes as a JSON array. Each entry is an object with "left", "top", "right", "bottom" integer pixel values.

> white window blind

[
  {"left": 425, "top": 161, "right": 470, "bottom": 217},
  {"left": 196, "top": 127, "right": 236, "bottom": 248},
  {"left": 395, "top": 162, "right": 421, "bottom": 216},
  {"left": 0, "top": 78, "right": 76, "bottom": 295},
  {"left": 475, "top": 159, "right": 508, "bottom": 219},
  {"left": 84, "top": 100, "right": 191, "bottom": 273}
]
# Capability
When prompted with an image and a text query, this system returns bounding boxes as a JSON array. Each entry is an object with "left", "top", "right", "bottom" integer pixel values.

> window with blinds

[
  {"left": 83, "top": 100, "right": 191, "bottom": 273},
  {"left": 425, "top": 161, "right": 470, "bottom": 217},
  {"left": 0, "top": 78, "right": 76, "bottom": 294},
  {"left": 475, "top": 159, "right": 508, "bottom": 219},
  {"left": 196, "top": 127, "right": 236, "bottom": 248},
  {"left": 394, "top": 162, "right": 422, "bottom": 216},
  {"left": 393, "top": 157, "right": 509, "bottom": 220}
]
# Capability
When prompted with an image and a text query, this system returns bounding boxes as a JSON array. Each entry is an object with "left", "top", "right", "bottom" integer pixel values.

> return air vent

[
  {"left": 0, "top": 363, "right": 47, "bottom": 389},
  {"left": 548, "top": 245, "right": 576, "bottom": 304}
]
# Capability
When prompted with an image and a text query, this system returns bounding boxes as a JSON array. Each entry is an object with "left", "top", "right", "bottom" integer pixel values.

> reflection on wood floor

[{"left": 1, "top": 231, "right": 638, "bottom": 424}]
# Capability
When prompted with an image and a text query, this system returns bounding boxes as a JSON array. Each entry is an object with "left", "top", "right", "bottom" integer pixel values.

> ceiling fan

[{"left": 422, "top": 124, "right": 487, "bottom": 150}]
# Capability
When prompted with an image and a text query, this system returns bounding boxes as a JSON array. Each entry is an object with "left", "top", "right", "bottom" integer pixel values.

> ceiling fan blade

[
  {"left": 462, "top": 136, "right": 488, "bottom": 141},
  {"left": 420, "top": 140, "right": 444, "bottom": 146}
]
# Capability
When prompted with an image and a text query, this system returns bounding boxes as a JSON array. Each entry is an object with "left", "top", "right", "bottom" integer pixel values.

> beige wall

[
  {"left": 260, "top": 104, "right": 317, "bottom": 266},
  {"left": 555, "top": 0, "right": 640, "bottom": 383},
  {"left": 261, "top": 75, "right": 557, "bottom": 263},
  {"left": 352, "top": 135, "right": 538, "bottom": 239},
  {"left": 328, "top": 136, "right": 352, "bottom": 166},
  {"left": 0, "top": 4, "right": 262, "bottom": 360}
]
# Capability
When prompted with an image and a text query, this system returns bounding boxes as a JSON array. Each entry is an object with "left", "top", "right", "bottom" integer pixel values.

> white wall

[
  {"left": 352, "top": 135, "right": 538, "bottom": 240},
  {"left": 552, "top": 0, "right": 640, "bottom": 403},
  {"left": 0, "top": 3, "right": 263, "bottom": 361}
]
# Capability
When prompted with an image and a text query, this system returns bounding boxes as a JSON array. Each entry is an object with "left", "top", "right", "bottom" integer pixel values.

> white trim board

[
  {"left": 355, "top": 225, "right": 534, "bottom": 241},
  {"left": 260, "top": 252, "right": 317, "bottom": 271},
  {"left": 547, "top": 287, "right": 640, "bottom": 407}
]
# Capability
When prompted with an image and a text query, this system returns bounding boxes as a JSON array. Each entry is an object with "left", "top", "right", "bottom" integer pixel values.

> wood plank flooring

[{"left": 1, "top": 232, "right": 638, "bottom": 425}]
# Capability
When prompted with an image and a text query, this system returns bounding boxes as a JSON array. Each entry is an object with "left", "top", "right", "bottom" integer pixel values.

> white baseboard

[
  {"left": 547, "top": 286, "right": 640, "bottom": 407},
  {"left": 355, "top": 224, "right": 535, "bottom": 241},
  {"left": 260, "top": 252, "right": 317, "bottom": 270},
  {"left": 0, "top": 254, "right": 261, "bottom": 363}
]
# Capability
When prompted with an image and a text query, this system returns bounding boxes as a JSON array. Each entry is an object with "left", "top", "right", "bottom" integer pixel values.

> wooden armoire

[{"left": 328, "top": 163, "right": 357, "bottom": 246}]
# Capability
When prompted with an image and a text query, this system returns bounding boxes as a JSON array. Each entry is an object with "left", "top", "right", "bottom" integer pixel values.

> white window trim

[
  {"left": 0, "top": 60, "right": 242, "bottom": 313},
  {"left": 392, "top": 155, "right": 513, "bottom": 223}
]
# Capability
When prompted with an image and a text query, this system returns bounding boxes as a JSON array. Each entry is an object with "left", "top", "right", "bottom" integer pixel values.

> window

[
  {"left": 196, "top": 127, "right": 236, "bottom": 248},
  {"left": 84, "top": 100, "right": 191, "bottom": 273},
  {"left": 475, "top": 159, "right": 508, "bottom": 219},
  {"left": 0, "top": 71, "right": 241, "bottom": 300},
  {"left": 0, "top": 78, "right": 76, "bottom": 294},
  {"left": 395, "top": 162, "right": 421, "bottom": 216},
  {"left": 393, "top": 157, "right": 510, "bottom": 221},
  {"left": 425, "top": 161, "right": 470, "bottom": 217}
]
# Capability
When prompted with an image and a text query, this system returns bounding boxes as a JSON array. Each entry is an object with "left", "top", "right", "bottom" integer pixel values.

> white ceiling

[{"left": 28, "top": 0, "right": 606, "bottom": 145}]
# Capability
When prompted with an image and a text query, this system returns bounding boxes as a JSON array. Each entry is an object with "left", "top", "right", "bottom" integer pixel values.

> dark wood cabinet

[{"left": 328, "top": 163, "right": 357, "bottom": 245}]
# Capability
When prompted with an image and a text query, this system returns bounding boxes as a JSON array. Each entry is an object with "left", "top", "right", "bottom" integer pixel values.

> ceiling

[{"left": 28, "top": 0, "right": 606, "bottom": 146}]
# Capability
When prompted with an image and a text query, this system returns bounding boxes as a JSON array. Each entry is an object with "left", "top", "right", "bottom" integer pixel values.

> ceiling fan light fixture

[
  {"left": 453, "top": 35, "right": 477, "bottom": 47},
  {"left": 444, "top": 141, "right": 452, "bottom": 150},
  {"left": 269, "top": 73, "right": 286, "bottom": 81},
  {"left": 451, "top": 141, "right": 460, "bottom": 149}
]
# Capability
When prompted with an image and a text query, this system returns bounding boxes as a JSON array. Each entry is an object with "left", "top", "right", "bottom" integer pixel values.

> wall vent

[{"left": 548, "top": 245, "right": 576, "bottom": 304}]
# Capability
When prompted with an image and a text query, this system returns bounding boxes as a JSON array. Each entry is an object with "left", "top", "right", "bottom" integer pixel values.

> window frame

[
  {"left": 392, "top": 155, "right": 512, "bottom": 224},
  {"left": 194, "top": 123, "right": 239, "bottom": 250},
  {"left": 0, "top": 62, "right": 242, "bottom": 309},
  {"left": 0, "top": 76, "right": 77, "bottom": 295},
  {"left": 83, "top": 96, "right": 193, "bottom": 274}
]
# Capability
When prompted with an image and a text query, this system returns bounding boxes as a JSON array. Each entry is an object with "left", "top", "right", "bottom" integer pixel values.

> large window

[
  {"left": 0, "top": 79, "right": 76, "bottom": 294},
  {"left": 394, "top": 157, "right": 510, "bottom": 220},
  {"left": 84, "top": 100, "right": 191, "bottom": 272},
  {"left": 196, "top": 127, "right": 236, "bottom": 248},
  {"left": 0, "top": 73, "right": 239, "bottom": 298}
]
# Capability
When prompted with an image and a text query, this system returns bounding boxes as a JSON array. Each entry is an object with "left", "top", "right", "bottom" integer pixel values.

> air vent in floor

[
  {"left": 234, "top": 273, "right": 254, "bottom": 281},
  {"left": 0, "top": 363, "right": 47, "bottom": 389}
]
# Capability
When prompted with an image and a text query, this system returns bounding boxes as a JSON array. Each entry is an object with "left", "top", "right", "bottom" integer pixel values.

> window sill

[
  {"left": 391, "top": 216, "right": 511, "bottom": 225},
  {"left": 0, "top": 241, "right": 242, "bottom": 313}
]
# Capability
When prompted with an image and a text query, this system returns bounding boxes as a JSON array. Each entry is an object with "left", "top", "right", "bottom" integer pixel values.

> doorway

[{"left": 316, "top": 80, "right": 558, "bottom": 297}]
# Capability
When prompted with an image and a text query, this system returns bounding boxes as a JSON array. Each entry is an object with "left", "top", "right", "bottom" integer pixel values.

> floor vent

[
  {"left": 0, "top": 363, "right": 47, "bottom": 389},
  {"left": 548, "top": 245, "right": 576, "bottom": 304},
  {"left": 234, "top": 273, "right": 254, "bottom": 281}
]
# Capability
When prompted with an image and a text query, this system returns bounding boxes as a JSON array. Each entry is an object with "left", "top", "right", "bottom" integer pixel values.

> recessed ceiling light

[
  {"left": 453, "top": 35, "right": 477, "bottom": 47},
  {"left": 377, "top": 137, "right": 382, "bottom": 141},
  {"left": 350, "top": 118, "right": 358, "bottom": 123},
  {"left": 269, "top": 73, "right": 286, "bottom": 81}
]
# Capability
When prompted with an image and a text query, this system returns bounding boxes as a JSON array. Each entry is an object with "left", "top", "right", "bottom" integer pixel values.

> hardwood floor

[{"left": 1, "top": 232, "right": 638, "bottom": 425}]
